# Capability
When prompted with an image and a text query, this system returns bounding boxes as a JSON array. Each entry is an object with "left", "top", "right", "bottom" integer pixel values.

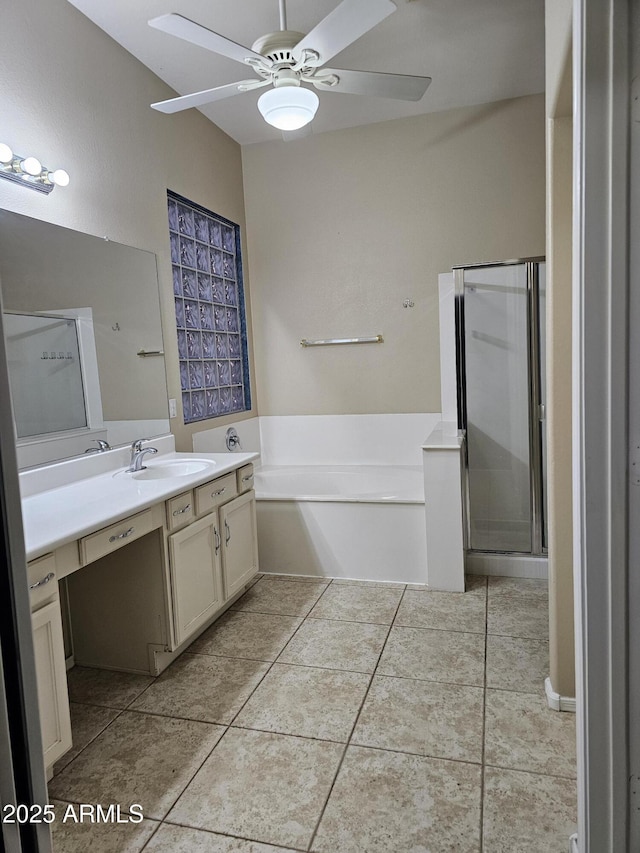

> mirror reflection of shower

[{"left": 455, "top": 259, "right": 546, "bottom": 556}]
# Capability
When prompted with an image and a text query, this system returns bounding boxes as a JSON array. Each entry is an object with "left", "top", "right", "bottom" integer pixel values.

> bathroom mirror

[{"left": 0, "top": 210, "right": 170, "bottom": 468}]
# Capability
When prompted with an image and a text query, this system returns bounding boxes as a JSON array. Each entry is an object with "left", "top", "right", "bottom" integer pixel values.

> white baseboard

[
  {"left": 545, "top": 676, "right": 577, "bottom": 713},
  {"left": 466, "top": 552, "right": 548, "bottom": 579}
]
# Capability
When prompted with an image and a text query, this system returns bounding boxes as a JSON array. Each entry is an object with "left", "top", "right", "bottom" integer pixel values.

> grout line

[
  {"left": 482, "top": 762, "right": 578, "bottom": 782},
  {"left": 157, "top": 819, "right": 310, "bottom": 852},
  {"left": 306, "top": 584, "right": 406, "bottom": 852}
]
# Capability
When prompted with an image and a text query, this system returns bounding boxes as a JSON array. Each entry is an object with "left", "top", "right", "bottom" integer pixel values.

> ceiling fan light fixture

[{"left": 257, "top": 85, "right": 319, "bottom": 131}]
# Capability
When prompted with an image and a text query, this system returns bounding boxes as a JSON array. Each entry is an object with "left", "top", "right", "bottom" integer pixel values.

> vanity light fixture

[{"left": 0, "top": 142, "right": 70, "bottom": 194}]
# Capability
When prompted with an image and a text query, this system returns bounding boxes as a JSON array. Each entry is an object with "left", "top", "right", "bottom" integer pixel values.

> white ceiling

[{"left": 67, "top": 0, "right": 545, "bottom": 146}]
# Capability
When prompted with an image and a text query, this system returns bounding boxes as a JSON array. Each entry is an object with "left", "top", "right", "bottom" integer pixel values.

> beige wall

[
  {"left": 546, "top": 0, "right": 575, "bottom": 699},
  {"left": 0, "top": 0, "right": 255, "bottom": 451},
  {"left": 242, "top": 94, "right": 546, "bottom": 416}
]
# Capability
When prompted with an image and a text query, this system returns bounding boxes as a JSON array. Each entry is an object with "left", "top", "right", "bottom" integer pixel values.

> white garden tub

[{"left": 254, "top": 465, "right": 428, "bottom": 584}]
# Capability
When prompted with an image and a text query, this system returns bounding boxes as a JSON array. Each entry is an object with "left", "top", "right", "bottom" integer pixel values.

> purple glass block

[
  {"left": 189, "top": 361, "right": 204, "bottom": 389},
  {"left": 222, "top": 253, "right": 235, "bottom": 278},
  {"left": 202, "top": 332, "right": 216, "bottom": 358},
  {"left": 168, "top": 199, "right": 179, "bottom": 231},
  {"left": 210, "top": 249, "right": 223, "bottom": 277},
  {"left": 170, "top": 233, "right": 180, "bottom": 265},
  {"left": 214, "top": 304, "right": 227, "bottom": 331},
  {"left": 177, "top": 330, "right": 188, "bottom": 359},
  {"left": 186, "top": 331, "right": 202, "bottom": 358},
  {"left": 198, "top": 273, "right": 212, "bottom": 302},
  {"left": 177, "top": 204, "right": 195, "bottom": 237},
  {"left": 226, "top": 308, "right": 239, "bottom": 333},
  {"left": 191, "top": 390, "right": 205, "bottom": 420},
  {"left": 222, "top": 226, "right": 235, "bottom": 253},
  {"left": 182, "top": 391, "right": 191, "bottom": 422},
  {"left": 230, "top": 360, "right": 242, "bottom": 384},
  {"left": 215, "top": 334, "right": 228, "bottom": 358},
  {"left": 194, "top": 212, "right": 209, "bottom": 243},
  {"left": 196, "top": 242, "right": 210, "bottom": 273},
  {"left": 218, "top": 360, "right": 231, "bottom": 386},
  {"left": 180, "top": 236, "right": 196, "bottom": 269},
  {"left": 181, "top": 269, "right": 197, "bottom": 299},
  {"left": 200, "top": 303, "right": 214, "bottom": 331},
  {"left": 174, "top": 298, "right": 185, "bottom": 328},
  {"left": 184, "top": 299, "right": 199, "bottom": 329},
  {"left": 220, "top": 387, "right": 232, "bottom": 413},
  {"left": 203, "top": 360, "right": 217, "bottom": 387},
  {"left": 224, "top": 280, "right": 237, "bottom": 305},
  {"left": 212, "top": 277, "right": 224, "bottom": 303},
  {"left": 210, "top": 219, "right": 222, "bottom": 247},
  {"left": 231, "top": 386, "right": 245, "bottom": 412},
  {"left": 179, "top": 361, "right": 189, "bottom": 391},
  {"left": 172, "top": 265, "right": 182, "bottom": 295},
  {"left": 206, "top": 389, "right": 221, "bottom": 416},
  {"left": 228, "top": 334, "right": 241, "bottom": 358}
]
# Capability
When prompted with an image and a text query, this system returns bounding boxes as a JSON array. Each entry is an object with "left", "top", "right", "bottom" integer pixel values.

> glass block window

[{"left": 167, "top": 191, "right": 251, "bottom": 424}]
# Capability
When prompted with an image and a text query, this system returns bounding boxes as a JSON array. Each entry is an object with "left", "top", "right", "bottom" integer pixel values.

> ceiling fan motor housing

[{"left": 251, "top": 31, "right": 305, "bottom": 64}]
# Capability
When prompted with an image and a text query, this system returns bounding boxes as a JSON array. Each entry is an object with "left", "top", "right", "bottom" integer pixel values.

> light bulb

[
  {"left": 0, "top": 143, "right": 13, "bottom": 164},
  {"left": 20, "top": 156, "right": 42, "bottom": 177},
  {"left": 49, "top": 169, "right": 70, "bottom": 187},
  {"left": 257, "top": 86, "right": 319, "bottom": 131}
]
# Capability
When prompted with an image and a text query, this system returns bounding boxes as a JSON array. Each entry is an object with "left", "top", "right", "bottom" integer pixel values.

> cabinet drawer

[
  {"left": 195, "top": 472, "right": 237, "bottom": 516},
  {"left": 28, "top": 553, "right": 58, "bottom": 612},
  {"left": 237, "top": 464, "right": 255, "bottom": 494},
  {"left": 79, "top": 509, "right": 155, "bottom": 564},
  {"left": 167, "top": 491, "right": 194, "bottom": 531}
]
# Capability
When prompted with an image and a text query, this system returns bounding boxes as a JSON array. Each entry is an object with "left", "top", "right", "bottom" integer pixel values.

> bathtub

[{"left": 254, "top": 465, "right": 428, "bottom": 584}]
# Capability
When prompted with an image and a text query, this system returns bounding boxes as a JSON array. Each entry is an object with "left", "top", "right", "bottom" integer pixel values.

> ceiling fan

[{"left": 149, "top": 0, "right": 432, "bottom": 131}]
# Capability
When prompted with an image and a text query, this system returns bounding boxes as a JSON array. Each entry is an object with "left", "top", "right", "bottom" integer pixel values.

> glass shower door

[{"left": 462, "top": 264, "right": 533, "bottom": 552}]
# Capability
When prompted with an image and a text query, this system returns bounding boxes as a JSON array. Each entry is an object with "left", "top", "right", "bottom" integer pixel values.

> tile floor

[{"left": 48, "top": 573, "right": 577, "bottom": 853}]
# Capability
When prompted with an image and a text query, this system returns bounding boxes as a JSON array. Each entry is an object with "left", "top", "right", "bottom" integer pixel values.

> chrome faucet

[
  {"left": 126, "top": 439, "right": 158, "bottom": 472},
  {"left": 84, "top": 439, "right": 111, "bottom": 454}
]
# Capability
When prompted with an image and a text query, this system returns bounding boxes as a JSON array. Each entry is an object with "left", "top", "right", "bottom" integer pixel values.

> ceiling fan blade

[
  {"left": 314, "top": 68, "right": 431, "bottom": 101},
  {"left": 292, "top": 0, "right": 396, "bottom": 66},
  {"left": 151, "top": 80, "right": 267, "bottom": 114},
  {"left": 148, "top": 13, "right": 265, "bottom": 66}
]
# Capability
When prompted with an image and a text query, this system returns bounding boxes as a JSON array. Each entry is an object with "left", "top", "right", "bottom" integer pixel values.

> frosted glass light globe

[
  {"left": 257, "top": 86, "right": 319, "bottom": 131},
  {"left": 49, "top": 169, "right": 70, "bottom": 187},
  {"left": 0, "top": 143, "right": 13, "bottom": 164},
  {"left": 21, "top": 156, "right": 42, "bottom": 176}
]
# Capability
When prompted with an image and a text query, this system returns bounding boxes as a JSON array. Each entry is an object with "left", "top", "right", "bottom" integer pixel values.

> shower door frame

[{"left": 453, "top": 257, "right": 547, "bottom": 558}]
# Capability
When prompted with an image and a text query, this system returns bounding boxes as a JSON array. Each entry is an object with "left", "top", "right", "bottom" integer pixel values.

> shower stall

[{"left": 454, "top": 258, "right": 547, "bottom": 571}]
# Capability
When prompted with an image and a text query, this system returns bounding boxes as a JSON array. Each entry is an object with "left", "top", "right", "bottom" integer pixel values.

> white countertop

[{"left": 22, "top": 449, "right": 259, "bottom": 561}]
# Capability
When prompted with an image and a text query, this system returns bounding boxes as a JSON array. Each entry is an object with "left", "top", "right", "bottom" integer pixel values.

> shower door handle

[{"left": 538, "top": 404, "right": 546, "bottom": 420}]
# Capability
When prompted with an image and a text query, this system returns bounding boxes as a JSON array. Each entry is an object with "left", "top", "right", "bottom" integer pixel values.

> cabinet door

[
  {"left": 169, "top": 513, "right": 223, "bottom": 645},
  {"left": 31, "top": 600, "right": 72, "bottom": 768},
  {"left": 220, "top": 491, "right": 259, "bottom": 600}
]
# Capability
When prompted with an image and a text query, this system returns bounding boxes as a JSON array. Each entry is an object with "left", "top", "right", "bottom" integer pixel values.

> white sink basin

[{"left": 130, "top": 459, "right": 215, "bottom": 480}]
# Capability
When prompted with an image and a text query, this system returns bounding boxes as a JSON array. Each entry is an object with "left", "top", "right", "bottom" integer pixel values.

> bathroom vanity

[{"left": 22, "top": 443, "right": 259, "bottom": 771}]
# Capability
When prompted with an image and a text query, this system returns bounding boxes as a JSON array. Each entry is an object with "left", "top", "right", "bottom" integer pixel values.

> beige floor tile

[
  {"left": 483, "top": 767, "right": 577, "bottom": 852},
  {"left": 189, "top": 610, "right": 302, "bottom": 662},
  {"left": 484, "top": 689, "right": 576, "bottom": 778},
  {"left": 278, "top": 618, "right": 388, "bottom": 673},
  {"left": 146, "top": 824, "right": 295, "bottom": 852},
  {"left": 66, "top": 666, "right": 153, "bottom": 709},
  {"left": 50, "top": 800, "right": 158, "bottom": 853},
  {"left": 395, "top": 579, "right": 487, "bottom": 634},
  {"left": 235, "top": 663, "right": 370, "bottom": 741},
  {"left": 308, "top": 583, "right": 403, "bottom": 625},
  {"left": 167, "top": 728, "right": 343, "bottom": 849},
  {"left": 352, "top": 675, "right": 484, "bottom": 763},
  {"left": 129, "top": 654, "right": 269, "bottom": 724},
  {"left": 53, "top": 702, "right": 120, "bottom": 775},
  {"left": 49, "top": 711, "right": 225, "bottom": 820},
  {"left": 312, "top": 745, "right": 482, "bottom": 853},
  {"left": 377, "top": 626, "right": 485, "bottom": 686},
  {"left": 230, "top": 577, "right": 327, "bottom": 617},
  {"left": 486, "top": 635, "right": 549, "bottom": 694},
  {"left": 487, "top": 576, "right": 549, "bottom": 639},
  {"left": 488, "top": 576, "right": 549, "bottom": 597}
]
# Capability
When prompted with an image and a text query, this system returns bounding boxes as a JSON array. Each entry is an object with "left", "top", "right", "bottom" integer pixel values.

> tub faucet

[
  {"left": 84, "top": 439, "right": 111, "bottom": 454},
  {"left": 226, "top": 427, "right": 242, "bottom": 451},
  {"left": 126, "top": 439, "right": 158, "bottom": 472}
]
